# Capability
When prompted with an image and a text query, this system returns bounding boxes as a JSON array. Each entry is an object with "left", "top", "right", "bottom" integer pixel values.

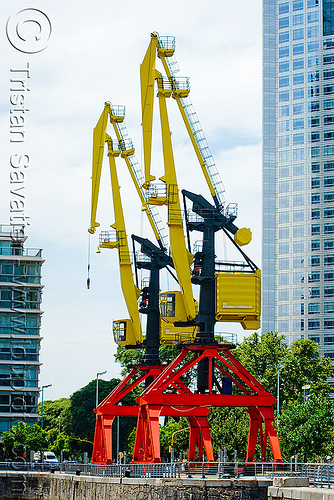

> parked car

[{"left": 33, "top": 451, "right": 59, "bottom": 470}]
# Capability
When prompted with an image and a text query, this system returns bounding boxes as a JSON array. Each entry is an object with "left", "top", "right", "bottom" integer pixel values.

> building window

[
  {"left": 308, "top": 11, "right": 319, "bottom": 23},
  {"left": 308, "top": 319, "right": 320, "bottom": 330},
  {"left": 311, "top": 224, "right": 320, "bottom": 235},
  {"left": 293, "top": 14, "right": 304, "bottom": 25},
  {"left": 293, "top": 43, "right": 304, "bottom": 55},
  {"left": 293, "top": 256, "right": 304, "bottom": 268},
  {"left": 325, "top": 322, "right": 334, "bottom": 331},
  {"left": 324, "top": 335, "right": 334, "bottom": 344},
  {"left": 325, "top": 208, "right": 334, "bottom": 218},
  {"left": 293, "top": 133, "right": 304, "bottom": 144},
  {"left": 324, "top": 192, "right": 334, "bottom": 203},
  {"left": 279, "top": 258, "right": 289, "bottom": 270},
  {"left": 293, "top": 225, "right": 304, "bottom": 237},
  {"left": 309, "top": 102, "right": 320, "bottom": 112},
  {"left": 325, "top": 176, "right": 334, "bottom": 187},
  {"left": 308, "top": 303, "right": 320, "bottom": 315},
  {"left": 309, "top": 86, "right": 320, "bottom": 97},
  {"left": 325, "top": 161, "right": 334, "bottom": 170},
  {"left": 325, "top": 70, "right": 334, "bottom": 80},
  {"left": 310, "top": 239, "right": 320, "bottom": 251},
  {"left": 279, "top": 91, "right": 289, "bottom": 102},
  {"left": 279, "top": 242, "right": 290, "bottom": 254},
  {"left": 311, "top": 193, "right": 320, "bottom": 204},
  {"left": 308, "top": 56, "right": 319, "bottom": 67},
  {"left": 308, "top": 26, "right": 319, "bottom": 37},
  {"left": 278, "top": 304, "right": 289, "bottom": 316},
  {"left": 293, "top": 28, "right": 304, "bottom": 41},
  {"left": 279, "top": 212, "right": 290, "bottom": 223},
  {"left": 293, "top": 103, "right": 304, "bottom": 114},
  {"left": 325, "top": 131, "right": 334, "bottom": 141},
  {"left": 325, "top": 145, "right": 334, "bottom": 156},
  {"left": 309, "top": 335, "right": 320, "bottom": 343},
  {"left": 310, "top": 256, "right": 320, "bottom": 267},
  {"left": 279, "top": 273, "right": 289, "bottom": 285},
  {"left": 325, "top": 239, "right": 334, "bottom": 249},
  {"left": 324, "top": 38, "right": 334, "bottom": 50},
  {"left": 311, "top": 162, "right": 320, "bottom": 172},
  {"left": 279, "top": 227, "right": 290, "bottom": 239},
  {"left": 308, "top": 272, "right": 320, "bottom": 282},
  {"left": 294, "top": 241, "right": 305, "bottom": 252},
  {"left": 308, "top": 41, "right": 319, "bottom": 52},
  {"left": 279, "top": 165, "right": 290, "bottom": 177},
  {"left": 279, "top": 150, "right": 290, "bottom": 162},
  {"left": 325, "top": 271, "right": 334, "bottom": 281},
  {"left": 294, "top": 74, "right": 305, "bottom": 86},
  {"left": 310, "top": 132, "right": 320, "bottom": 142},
  {"left": 325, "top": 116, "right": 334, "bottom": 126},
  {"left": 293, "top": 58, "right": 304, "bottom": 70},
  {"left": 325, "top": 99, "right": 334, "bottom": 110},
  {"left": 279, "top": 196, "right": 289, "bottom": 208},
  {"left": 280, "top": 105, "right": 290, "bottom": 117},
  {"left": 311, "top": 178, "right": 320, "bottom": 189},
  {"left": 293, "top": 0, "right": 304, "bottom": 10},
  {"left": 278, "top": 320, "right": 289, "bottom": 331},
  {"left": 324, "top": 0, "right": 334, "bottom": 36},
  {"left": 293, "top": 271, "right": 305, "bottom": 283},
  {"left": 311, "top": 209, "right": 320, "bottom": 219},
  {"left": 279, "top": 2, "right": 289, "bottom": 14},
  {"left": 293, "top": 118, "right": 304, "bottom": 129},
  {"left": 279, "top": 136, "right": 290, "bottom": 148},
  {"left": 279, "top": 46, "right": 289, "bottom": 58},
  {"left": 279, "top": 289, "right": 289, "bottom": 300},
  {"left": 279, "top": 76, "right": 289, "bottom": 87},
  {"left": 325, "top": 223, "right": 334, "bottom": 234},
  {"left": 279, "top": 61, "right": 289, "bottom": 73},
  {"left": 325, "top": 302, "right": 334, "bottom": 313},
  {"left": 325, "top": 254, "right": 334, "bottom": 266},
  {"left": 280, "top": 32, "right": 290, "bottom": 43},
  {"left": 294, "top": 163, "right": 305, "bottom": 175},
  {"left": 279, "top": 120, "right": 290, "bottom": 133},
  {"left": 293, "top": 288, "right": 305, "bottom": 299},
  {"left": 324, "top": 54, "right": 334, "bottom": 65}
]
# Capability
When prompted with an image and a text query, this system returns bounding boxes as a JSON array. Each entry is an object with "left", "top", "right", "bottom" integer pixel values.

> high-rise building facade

[
  {"left": 262, "top": 0, "right": 334, "bottom": 357},
  {"left": 0, "top": 225, "right": 43, "bottom": 432}
]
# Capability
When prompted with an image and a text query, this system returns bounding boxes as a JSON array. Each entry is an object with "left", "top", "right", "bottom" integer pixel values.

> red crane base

[{"left": 92, "top": 344, "right": 282, "bottom": 464}]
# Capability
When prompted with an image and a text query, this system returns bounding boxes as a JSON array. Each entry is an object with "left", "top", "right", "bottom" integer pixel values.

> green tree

[
  {"left": 234, "top": 333, "right": 332, "bottom": 402},
  {"left": 2, "top": 422, "right": 48, "bottom": 457},
  {"left": 278, "top": 394, "right": 334, "bottom": 461},
  {"left": 159, "top": 418, "right": 190, "bottom": 461},
  {"left": 209, "top": 407, "right": 250, "bottom": 461},
  {"left": 69, "top": 378, "right": 138, "bottom": 456}
]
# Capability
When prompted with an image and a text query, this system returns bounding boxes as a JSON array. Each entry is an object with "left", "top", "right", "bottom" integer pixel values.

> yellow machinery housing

[
  {"left": 159, "top": 291, "right": 198, "bottom": 344},
  {"left": 215, "top": 269, "right": 261, "bottom": 330}
]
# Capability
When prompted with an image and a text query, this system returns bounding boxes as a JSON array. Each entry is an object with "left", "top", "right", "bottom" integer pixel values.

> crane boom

[
  {"left": 89, "top": 105, "right": 143, "bottom": 345},
  {"left": 140, "top": 37, "right": 196, "bottom": 321}
]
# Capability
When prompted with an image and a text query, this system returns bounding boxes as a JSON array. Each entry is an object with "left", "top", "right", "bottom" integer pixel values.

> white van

[{"left": 33, "top": 451, "right": 59, "bottom": 469}]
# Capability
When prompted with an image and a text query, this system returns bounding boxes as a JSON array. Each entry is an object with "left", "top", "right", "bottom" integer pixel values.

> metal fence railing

[
  {"left": 301, "top": 463, "right": 334, "bottom": 488},
  {"left": 1, "top": 461, "right": 334, "bottom": 486}
]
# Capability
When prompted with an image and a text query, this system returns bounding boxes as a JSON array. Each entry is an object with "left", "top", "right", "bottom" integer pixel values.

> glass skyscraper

[
  {"left": 0, "top": 226, "right": 43, "bottom": 432},
  {"left": 262, "top": 0, "right": 334, "bottom": 359}
]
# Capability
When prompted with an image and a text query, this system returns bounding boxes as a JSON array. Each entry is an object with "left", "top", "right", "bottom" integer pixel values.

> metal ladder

[
  {"left": 158, "top": 36, "right": 227, "bottom": 212},
  {"left": 110, "top": 107, "right": 169, "bottom": 249}
]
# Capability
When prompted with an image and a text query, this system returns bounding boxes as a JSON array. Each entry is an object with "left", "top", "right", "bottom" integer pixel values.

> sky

[{"left": 0, "top": 0, "right": 262, "bottom": 401}]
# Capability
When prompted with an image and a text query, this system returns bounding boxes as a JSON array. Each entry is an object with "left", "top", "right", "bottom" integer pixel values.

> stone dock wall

[{"left": 0, "top": 472, "right": 271, "bottom": 499}]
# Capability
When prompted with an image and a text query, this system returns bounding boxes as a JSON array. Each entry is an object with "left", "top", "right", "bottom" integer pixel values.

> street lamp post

[
  {"left": 96, "top": 371, "right": 107, "bottom": 408},
  {"left": 41, "top": 384, "right": 52, "bottom": 429},
  {"left": 302, "top": 384, "right": 311, "bottom": 403},
  {"left": 276, "top": 364, "right": 284, "bottom": 431}
]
